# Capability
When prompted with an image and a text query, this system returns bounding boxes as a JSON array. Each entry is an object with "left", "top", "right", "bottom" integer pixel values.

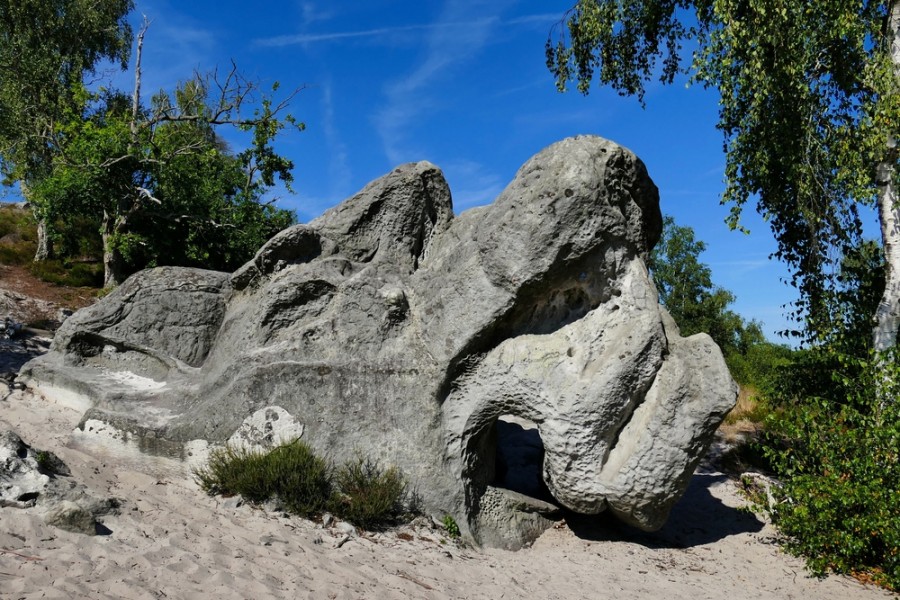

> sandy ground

[{"left": 0, "top": 388, "right": 895, "bottom": 600}]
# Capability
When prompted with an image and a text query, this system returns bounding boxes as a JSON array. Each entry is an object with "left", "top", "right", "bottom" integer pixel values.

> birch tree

[
  {"left": 0, "top": 0, "right": 133, "bottom": 260},
  {"left": 547, "top": 0, "right": 900, "bottom": 348}
]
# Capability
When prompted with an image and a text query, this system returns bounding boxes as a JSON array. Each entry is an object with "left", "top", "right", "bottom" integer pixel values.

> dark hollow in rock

[{"left": 492, "top": 416, "right": 554, "bottom": 505}]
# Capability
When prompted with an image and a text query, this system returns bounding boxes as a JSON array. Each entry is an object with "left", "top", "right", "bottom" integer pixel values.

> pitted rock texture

[{"left": 21, "top": 136, "right": 737, "bottom": 547}]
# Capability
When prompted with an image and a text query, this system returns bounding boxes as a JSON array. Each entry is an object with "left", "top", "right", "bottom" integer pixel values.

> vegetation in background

[
  {"left": 0, "top": 206, "right": 37, "bottom": 265},
  {"left": 31, "top": 21, "right": 301, "bottom": 287},
  {"left": 33, "top": 75, "right": 299, "bottom": 286},
  {"left": 1, "top": 205, "right": 104, "bottom": 287},
  {"left": 649, "top": 216, "right": 761, "bottom": 355},
  {"left": 763, "top": 348, "right": 900, "bottom": 590},
  {"left": 0, "top": 206, "right": 103, "bottom": 288},
  {"left": 195, "top": 440, "right": 416, "bottom": 531},
  {"left": 1, "top": 4, "right": 301, "bottom": 287},
  {"left": 0, "top": 0, "right": 134, "bottom": 261},
  {"left": 648, "top": 215, "right": 789, "bottom": 397}
]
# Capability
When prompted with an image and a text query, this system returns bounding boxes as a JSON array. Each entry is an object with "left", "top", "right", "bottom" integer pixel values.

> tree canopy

[
  {"left": 33, "top": 65, "right": 301, "bottom": 286},
  {"left": 547, "top": 0, "right": 900, "bottom": 346},
  {"left": 0, "top": 7, "right": 303, "bottom": 287},
  {"left": 0, "top": 0, "right": 134, "bottom": 260},
  {"left": 649, "top": 215, "right": 763, "bottom": 355}
]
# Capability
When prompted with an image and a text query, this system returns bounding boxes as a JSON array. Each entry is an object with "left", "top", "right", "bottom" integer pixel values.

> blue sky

[{"left": 83, "top": 0, "right": 835, "bottom": 341}]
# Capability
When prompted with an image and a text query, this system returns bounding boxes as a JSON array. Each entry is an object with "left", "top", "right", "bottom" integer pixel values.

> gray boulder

[
  {"left": 0, "top": 429, "right": 118, "bottom": 534},
  {"left": 21, "top": 136, "right": 737, "bottom": 547}
]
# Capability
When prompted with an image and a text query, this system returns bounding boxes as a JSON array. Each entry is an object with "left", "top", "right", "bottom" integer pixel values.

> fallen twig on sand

[
  {"left": 396, "top": 570, "right": 434, "bottom": 590},
  {"left": 0, "top": 548, "right": 44, "bottom": 561}
]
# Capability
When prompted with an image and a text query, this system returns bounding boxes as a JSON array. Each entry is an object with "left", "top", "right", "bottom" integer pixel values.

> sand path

[{"left": 0, "top": 387, "right": 894, "bottom": 600}]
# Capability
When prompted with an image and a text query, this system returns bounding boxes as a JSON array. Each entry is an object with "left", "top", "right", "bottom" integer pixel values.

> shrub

[
  {"left": 763, "top": 348, "right": 900, "bottom": 590},
  {"left": 0, "top": 240, "right": 36, "bottom": 265},
  {"left": 196, "top": 440, "right": 416, "bottom": 530},
  {"left": 195, "top": 439, "right": 333, "bottom": 518},
  {"left": 725, "top": 341, "right": 794, "bottom": 393},
  {"left": 442, "top": 514, "right": 460, "bottom": 539},
  {"left": 330, "top": 455, "right": 412, "bottom": 530},
  {"left": 27, "top": 259, "right": 103, "bottom": 287},
  {"left": 0, "top": 206, "right": 37, "bottom": 240}
]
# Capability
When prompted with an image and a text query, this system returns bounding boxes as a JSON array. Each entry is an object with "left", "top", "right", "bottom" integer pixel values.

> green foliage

[
  {"left": 330, "top": 455, "right": 414, "bottom": 530},
  {"left": 196, "top": 441, "right": 415, "bottom": 530},
  {"left": 547, "top": 0, "right": 900, "bottom": 341},
  {"left": 0, "top": 206, "right": 36, "bottom": 239},
  {"left": 725, "top": 341, "right": 793, "bottom": 392},
  {"left": 33, "top": 75, "right": 300, "bottom": 285},
  {"left": 34, "top": 449, "right": 69, "bottom": 476},
  {"left": 0, "top": 205, "right": 36, "bottom": 263},
  {"left": 442, "top": 514, "right": 461, "bottom": 539},
  {"left": 0, "top": 241, "right": 32, "bottom": 266},
  {"left": 34, "top": 451, "right": 52, "bottom": 472},
  {"left": 26, "top": 259, "right": 103, "bottom": 288},
  {"left": 2, "top": 4, "right": 303, "bottom": 286},
  {"left": 195, "top": 439, "right": 333, "bottom": 518},
  {"left": 763, "top": 348, "right": 900, "bottom": 590},
  {"left": 649, "top": 215, "right": 770, "bottom": 364},
  {"left": 0, "top": 0, "right": 133, "bottom": 186},
  {"left": 0, "top": 205, "right": 104, "bottom": 286}
]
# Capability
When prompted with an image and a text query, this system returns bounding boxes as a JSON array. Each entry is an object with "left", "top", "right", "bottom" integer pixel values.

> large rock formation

[{"left": 21, "top": 136, "right": 737, "bottom": 547}]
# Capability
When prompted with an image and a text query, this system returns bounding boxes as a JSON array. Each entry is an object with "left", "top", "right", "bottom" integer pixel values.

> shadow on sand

[{"left": 565, "top": 473, "right": 765, "bottom": 548}]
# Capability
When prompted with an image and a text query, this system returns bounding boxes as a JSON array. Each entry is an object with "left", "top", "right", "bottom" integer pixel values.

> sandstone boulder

[{"left": 22, "top": 136, "right": 737, "bottom": 547}]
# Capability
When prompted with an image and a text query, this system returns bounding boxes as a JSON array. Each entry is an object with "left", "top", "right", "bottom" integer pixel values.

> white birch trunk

[
  {"left": 34, "top": 219, "right": 51, "bottom": 261},
  {"left": 21, "top": 181, "right": 52, "bottom": 261},
  {"left": 873, "top": 1, "right": 900, "bottom": 352}
]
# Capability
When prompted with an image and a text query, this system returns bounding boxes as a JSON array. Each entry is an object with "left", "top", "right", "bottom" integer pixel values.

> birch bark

[{"left": 873, "top": 0, "right": 900, "bottom": 352}]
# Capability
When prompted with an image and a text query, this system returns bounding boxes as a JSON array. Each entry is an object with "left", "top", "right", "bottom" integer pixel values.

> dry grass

[
  {"left": 714, "top": 383, "right": 769, "bottom": 474},
  {"left": 725, "top": 384, "right": 762, "bottom": 424}
]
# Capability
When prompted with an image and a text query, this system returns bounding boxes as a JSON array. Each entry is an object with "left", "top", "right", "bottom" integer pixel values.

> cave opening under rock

[{"left": 492, "top": 415, "right": 555, "bottom": 504}]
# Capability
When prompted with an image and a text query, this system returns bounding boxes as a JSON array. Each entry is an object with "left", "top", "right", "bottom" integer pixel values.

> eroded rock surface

[
  {"left": 21, "top": 136, "right": 737, "bottom": 547},
  {"left": 0, "top": 429, "right": 118, "bottom": 534}
]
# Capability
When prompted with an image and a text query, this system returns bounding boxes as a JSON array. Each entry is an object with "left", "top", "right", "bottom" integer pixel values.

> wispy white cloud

[
  {"left": 374, "top": 2, "right": 516, "bottom": 164},
  {"left": 257, "top": 22, "right": 466, "bottom": 47},
  {"left": 254, "top": 11, "right": 553, "bottom": 49},
  {"left": 709, "top": 258, "right": 773, "bottom": 272},
  {"left": 512, "top": 105, "right": 610, "bottom": 131},
  {"left": 320, "top": 81, "right": 353, "bottom": 199},
  {"left": 491, "top": 77, "right": 552, "bottom": 98},
  {"left": 441, "top": 159, "right": 505, "bottom": 211},
  {"left": 508, "top": 13, "right": 562, "bottom": 27},
  {"left": 89, "top": 6, "right": 218, "bottom": 96},
  {"left": 299, "top": 2, "right": 334, "bottom": 26},
  {"left": 140, "top": 21, "right": 217, "bottom": 90}
]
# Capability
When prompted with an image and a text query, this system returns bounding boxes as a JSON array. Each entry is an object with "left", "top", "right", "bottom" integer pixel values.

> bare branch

[
  {"left": 131, "top": 17, "right": 152, "bottom": 152},
  {"left": 135, "top": 186, "right": 162, "bottom": 204}
]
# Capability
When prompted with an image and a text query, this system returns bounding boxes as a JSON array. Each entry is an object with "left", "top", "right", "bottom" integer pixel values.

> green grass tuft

[
  {"left": 329, "top": 455, "right": 413, "bottom": 530},
  {"left": 195, "top": 439, "right": 332, "bottom": 518},
  {"left": 442, "top": 514, "right": 460, "bottom": 539},
  {"left": 195, "top": 440, "right": 416, "bottom": 530}
]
